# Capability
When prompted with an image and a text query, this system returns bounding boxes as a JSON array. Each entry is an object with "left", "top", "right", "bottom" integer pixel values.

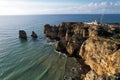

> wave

[{"left": 54, "top": 50, "right": 67, "bottom": 57}]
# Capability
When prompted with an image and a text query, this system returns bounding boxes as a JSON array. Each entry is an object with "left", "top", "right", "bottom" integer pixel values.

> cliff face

[
  {"left": 44, "top": 24, "right": 59, "bottom": 40},
  {"left": 44, "top": 22, "right": 120, "bottom": 79},
  {"left": 79, "top": 36, "right": 120, "bottom": 76},
  {"left": 44, "top": 22, "right": 89, "bottom": 56},
  {"left": 66, "top": 34, "right": 86, "bottom": 56}
]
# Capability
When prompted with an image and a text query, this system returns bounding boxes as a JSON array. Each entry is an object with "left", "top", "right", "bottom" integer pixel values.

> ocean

[{"left": 0, "top": 14, "right": 120, "bottom": 80}]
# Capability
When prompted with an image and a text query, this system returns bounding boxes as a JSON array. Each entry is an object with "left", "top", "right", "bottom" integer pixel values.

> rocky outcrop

[
  {"left": 44, "top": 24, "right": 59, "bottom": 40},
  {"left": 74, "top": 26, "right": 89, "bottom": 37},
  {"left": 31, "top": 31, "right": 38, "bottom": 38},
  {"left": 44, "top": 22, "right": 89, "bottom": 56},
  {"left": 66, "top": 34, "right": 87, "bottom": 56},
  {"left": 19, "top": 30, "right": 27, "bottom": 39},
  {"left": 44, "top": 22, "right": 120, "bottom": 80},
  {"left": 55, "top": 39, "right": 67, "bottom": 53},
  {"left": 89, "top": 25, "right": 113, "bottom": 37},
  {"left": 79, "top": 36, "right": 120, "bottom": 76}
]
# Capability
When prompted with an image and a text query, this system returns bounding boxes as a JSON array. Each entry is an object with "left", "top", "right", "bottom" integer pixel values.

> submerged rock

[
  {"left": 31, "top": 31, "right": 38, "bottom": 38},
  {"left": 19, "top": 30, "right": 27, "bottom": 39}
]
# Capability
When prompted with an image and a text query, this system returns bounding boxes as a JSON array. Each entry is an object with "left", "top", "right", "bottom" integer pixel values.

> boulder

[
  {"left": 19, "top": 30, "right": 27, "bottom": 39},
  {"left": 31, "top": 31, "right": 38, "bottom": 38}
]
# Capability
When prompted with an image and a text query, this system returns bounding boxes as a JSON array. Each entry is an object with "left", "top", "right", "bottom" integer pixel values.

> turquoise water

[{"left": 0, "top": 14, "right": 119, "bottom": 80}]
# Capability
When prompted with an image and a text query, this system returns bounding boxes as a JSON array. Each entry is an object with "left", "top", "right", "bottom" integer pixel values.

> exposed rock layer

[
  {"left": 31, "top": 31, "right": 38, "bottom": 38},
  {"left": 79, "top": 36, "right": 120, "bottom": 76}
]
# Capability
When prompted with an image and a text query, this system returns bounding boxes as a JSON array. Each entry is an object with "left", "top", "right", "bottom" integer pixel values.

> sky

[{"left": 0, "top": 0, "right": 120, "bottom": 15}]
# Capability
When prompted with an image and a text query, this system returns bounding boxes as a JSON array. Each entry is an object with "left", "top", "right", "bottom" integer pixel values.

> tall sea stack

[
  {"left": 19, "top": 30, "right": 27, "bottom": 39},
  {"left": 31, "top": 31, "right": 38, "bottom": 38}
]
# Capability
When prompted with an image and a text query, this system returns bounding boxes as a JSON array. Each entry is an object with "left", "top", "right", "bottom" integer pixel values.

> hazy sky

[{"left": 0, "top": 0, "right": 120, "bottom": 15}]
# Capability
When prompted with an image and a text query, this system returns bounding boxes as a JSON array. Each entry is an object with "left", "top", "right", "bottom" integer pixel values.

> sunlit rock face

[
  {"left": 79, "top": 36, "right": 120, "bottom": 76},
  {"left": 84, "top": 70, "right": 119, "bottom": 80}
]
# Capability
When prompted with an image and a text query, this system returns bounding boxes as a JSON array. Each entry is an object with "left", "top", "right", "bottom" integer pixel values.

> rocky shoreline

[{"left": 44, "top": 21, "right": 120, "bottom": 80}]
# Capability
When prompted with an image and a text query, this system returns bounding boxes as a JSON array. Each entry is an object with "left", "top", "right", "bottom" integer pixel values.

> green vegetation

[
  {"left": 112, "top": 34, "right": 120, "bottom": 39},
  {"left": 107, "top": 46, "right": 114, "bottom": 51}
]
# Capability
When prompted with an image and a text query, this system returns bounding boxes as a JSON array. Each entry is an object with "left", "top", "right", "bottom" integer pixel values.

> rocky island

[{"left": 44, "top": 21, "right": 120, "bottom": 80}]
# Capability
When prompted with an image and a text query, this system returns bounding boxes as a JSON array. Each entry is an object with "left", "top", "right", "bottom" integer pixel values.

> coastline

[
  {"left": 44, "top": 21, "right": 120, "bottom": 80},
  {"left": 0, "top": 14, "right": 120, "bottom": 80}
]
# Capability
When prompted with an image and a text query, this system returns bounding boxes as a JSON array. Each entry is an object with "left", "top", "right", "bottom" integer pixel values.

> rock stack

[
  {"left": 31, "top": 31, "right": 38, "bottom": 38},
  {"left": 19, "top": 30, "right": 38, "bottom": 39},
  {"left": 19, "top": 30, "right": 27, "bottom": 39}
]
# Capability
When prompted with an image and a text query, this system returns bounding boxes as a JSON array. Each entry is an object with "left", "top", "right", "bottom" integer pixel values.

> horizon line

[{"left": 0, "top": 13, "right": 119, "bottom": 16}]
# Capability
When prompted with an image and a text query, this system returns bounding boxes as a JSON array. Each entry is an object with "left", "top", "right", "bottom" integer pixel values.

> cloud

[
  {"left": 0, "top": 1, "right": 120, "bottom": 15},
  {"left": 73, "top": 2, "right": 120, "bottom": 14}
]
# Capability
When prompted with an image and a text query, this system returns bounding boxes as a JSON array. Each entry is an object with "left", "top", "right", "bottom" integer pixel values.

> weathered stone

[
  {"left": 44, "top": 24, "right": 59, "bottom": 40},
  {"left": 43, "top": 22, "right": 120, "bottom": 79},
  {"left": 55, "top": 40, "right": 67, "bottom": 53},
  {"left": 65, "top": 30, "right": 73, "bottom": 42},
  {"left": 73, "top": 25, "right": 89, "bottom": 38},
  {"left": 31, "top": 31, "right": 38, "bottom": 38},
  {"left": 79, "top": 36, "right": 120, "bottom": 76},
  {"left": 88, "top": 26, "right": 98, "bottom": 37},
  {"left": 19, "top": 30, "right": 27, "bottom": 39},
  {"left": 66, "top": 34, "right": 87, "bottom": 56},
  {"left": 84, "top": 70, "right": 120, "bottom": 80}
]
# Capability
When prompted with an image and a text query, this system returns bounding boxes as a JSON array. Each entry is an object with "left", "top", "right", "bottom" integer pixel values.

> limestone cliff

[
  {"left": 79, "top": 36, "right": 120, "bottom": 76},
  {"left": 44, "top": 22, "right": 89, "bottom": 56},
  {"left": 44, "top": 22, "right": 120, "bottom": 79}
]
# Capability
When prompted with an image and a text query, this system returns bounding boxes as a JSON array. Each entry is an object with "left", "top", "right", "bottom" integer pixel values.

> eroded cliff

[
  {"left": 79, "top": 36, "right": 120, "bottom": 76},
  {"left": 44, "top": 22, "right": 120, "bottom": 80}
]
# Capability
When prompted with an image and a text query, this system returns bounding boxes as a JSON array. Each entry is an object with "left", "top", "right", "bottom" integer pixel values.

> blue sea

[{"left": 0, "top": 14, "right": 120, "bottom": 80}]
